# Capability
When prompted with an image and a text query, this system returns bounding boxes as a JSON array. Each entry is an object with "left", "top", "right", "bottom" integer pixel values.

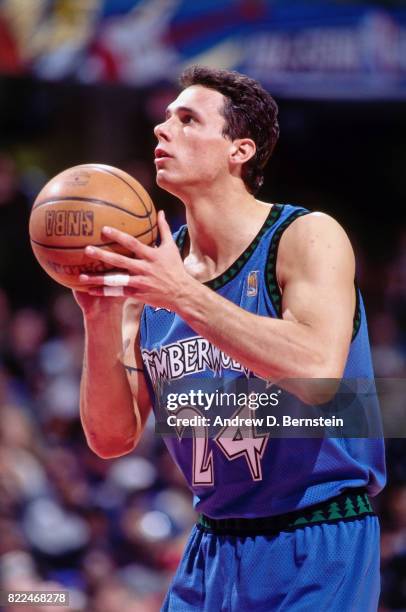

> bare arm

[
  {"left": 174, "top": 213, "right": 356, "bottom": 401},
  {"left": 79, "top": 211, "right": 356, "bottom": 404},
  {"left": 76, "top": 293, "right": 151, "bottom": 458}
]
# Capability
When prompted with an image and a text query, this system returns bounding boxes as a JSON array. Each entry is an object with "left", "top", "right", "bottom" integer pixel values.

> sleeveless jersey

[{"left": 140, "top": 204, "right": 386, "bottom": 519}]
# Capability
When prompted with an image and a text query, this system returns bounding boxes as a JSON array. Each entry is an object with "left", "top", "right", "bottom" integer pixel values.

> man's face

[{"left": 154, "top": 85, "right": 232, "bottom": 195}]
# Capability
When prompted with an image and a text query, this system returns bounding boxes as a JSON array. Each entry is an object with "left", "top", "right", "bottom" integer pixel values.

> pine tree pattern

[
  {"left": 176, "top": 206, "right": 361, "bottom": 330},
  {"left": 199, "top": 491, "right": 375, "bottom": 536},
  {"left": 265, "top": 209, "right": 361, "bottom": 337},
  {"left": 310, "top": 509, "right": 326, "bottom": 523},
  {"left": 287, "top": 492, "right": 374, "bottom": 530},
  {"left": 344, "top": 497, "right": 357, "bottom": 517},
  {"left": 328, "top": 501, "right": 343, "bottom": 520},
  {"left": 177, "top": 205, "right": 284, "bottom": 291},
  {"left": 292, "top": 516, "right": 308, "bottom": 526},
  {"left": 265, "top": 210, "right": 309, "bottom": 314},
  {"left": 356, "top": 494, "right": 370, "bottom": 514}
]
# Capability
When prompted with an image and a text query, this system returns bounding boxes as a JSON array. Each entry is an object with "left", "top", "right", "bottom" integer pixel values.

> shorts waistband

[{"left": 198, "top": 488, "right": 375, "bottom": 536}]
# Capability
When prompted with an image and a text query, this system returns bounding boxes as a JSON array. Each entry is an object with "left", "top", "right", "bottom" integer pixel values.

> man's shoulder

[
  {"left": 277, "top": 210, "right": 355, "bottom": 279},
  {"left": 281, "top": 210, "right": 350, "bottom": 245}
]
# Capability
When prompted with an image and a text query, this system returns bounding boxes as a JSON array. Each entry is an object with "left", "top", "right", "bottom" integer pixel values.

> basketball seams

[
  {"left": 80, "top": 164, "right": 153, "bottom": 215},
  {"left": 80, "top": 165, "right": 155, "bottom": 245},
  {"left": 30, "top": 222, "right": 158, "bottom": 250},
  {"left": 32, "top": 196, "right": 151, "bottom": 219}
]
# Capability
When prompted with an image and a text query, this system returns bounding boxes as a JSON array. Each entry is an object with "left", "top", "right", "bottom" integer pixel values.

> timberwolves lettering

[
  {"left": 46, "top": 210, "right": 94, "bottom": 236},
  {"left": 141, "top": 336, "right": 251, "bottom": 384},
  {"left": 142, "top": 338, "right": 271, "bottom": 486}
]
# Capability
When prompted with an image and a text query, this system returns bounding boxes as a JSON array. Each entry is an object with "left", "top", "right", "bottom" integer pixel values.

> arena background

[{"left": 0, "top": 1, "right": 405, "bottom": 610}]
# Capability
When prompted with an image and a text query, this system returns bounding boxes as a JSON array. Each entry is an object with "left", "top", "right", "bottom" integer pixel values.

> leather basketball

[{"left": 29, "top": 164, "right": 157, "bottom": 290}]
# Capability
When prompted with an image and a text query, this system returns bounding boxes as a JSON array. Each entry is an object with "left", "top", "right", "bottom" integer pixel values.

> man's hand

[
  {"left": 73, "top": 287, "right": 126, "bottom": 313},
  {"left": 78, "top": 210, "right": 195, "bottom": 310}
]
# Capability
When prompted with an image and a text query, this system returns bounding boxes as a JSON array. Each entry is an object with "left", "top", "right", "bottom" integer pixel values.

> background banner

[{"left": 1, "top": 0, "right": 406, "bottom": 98}]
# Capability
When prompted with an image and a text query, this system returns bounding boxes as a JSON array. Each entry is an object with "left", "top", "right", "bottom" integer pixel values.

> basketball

[{"left": 29, "top": 163, "right": 157, "bottom": 290}]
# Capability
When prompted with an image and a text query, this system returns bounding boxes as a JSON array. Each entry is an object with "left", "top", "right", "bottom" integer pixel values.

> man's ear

[{"left": 229, "top": 138, "right": 256, "bottom": 166}]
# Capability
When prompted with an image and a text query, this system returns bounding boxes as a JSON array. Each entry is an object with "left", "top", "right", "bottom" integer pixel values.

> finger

[
  {"left": 104, "top": 272, "right": 130, "bottom": 286},
  {"left": 79, "top": 272, "right": 131, "bottom": 286},
  {"left": 87, "top": 286, "right": 139, "bottom": 298},
  {"left": 102, "top": 226, "right": 156, "bottom": 260},
  {"left": 157, "top": 209, "right": 173, "bottom": 245},
  {"left": 85, "top": 245, "right": 144, "bottom": 271},
  {"left": 102, "top": 286, "right": 125, "bottom": 297}
]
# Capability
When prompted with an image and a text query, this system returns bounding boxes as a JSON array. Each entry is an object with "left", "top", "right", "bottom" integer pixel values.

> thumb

[{"left": 157, "top": 209, "right": 173, "bottom": 244}]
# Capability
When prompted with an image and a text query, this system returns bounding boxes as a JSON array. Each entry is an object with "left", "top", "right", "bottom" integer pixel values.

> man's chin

[{"left": 155, "top": 172, "right": 181, "bottom": 195}]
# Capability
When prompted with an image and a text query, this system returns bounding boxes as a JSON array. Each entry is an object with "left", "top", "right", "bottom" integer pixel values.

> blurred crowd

[
  {"left": 0, "top": 152, "right": 405, "bottom": 611},
  {"left": 0, "top": 153, "right": 196, "bottom": 611}
]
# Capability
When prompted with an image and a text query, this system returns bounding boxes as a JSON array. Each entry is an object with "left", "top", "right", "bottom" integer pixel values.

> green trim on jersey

[
  {"left": 265, "top": 209, "right": 362, "bottom": 341},
  {"left": 175, "top": 204, "right": 284, "bottom": 290},
  {"left": 289, "top": 490, "right": 374, "bottom": 528},
  {"left": 197, "top": 488, "right": 375, "bottom": 536},
  {"left": 352, "top": 284, "right": 362, "bottom": 341},
  {"left": 265, "top": 208, "right": 310, "bottom": 315},
  {"left": 175, "top": 225, "right": 188, "bottom": 251}
]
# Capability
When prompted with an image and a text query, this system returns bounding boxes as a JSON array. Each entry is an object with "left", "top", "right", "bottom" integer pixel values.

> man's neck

[{"left": 180, "top": 185, "right": 273, "bottom": 283}]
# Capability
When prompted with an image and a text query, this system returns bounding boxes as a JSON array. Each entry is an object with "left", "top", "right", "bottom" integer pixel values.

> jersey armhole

[
  {"left": 264, "top": 208, "right": 311, "bottom": 317},
  {"left": 352, "top": 282, "right": 362, "bottom": 341},
  {"left": 264, "top": 209, "right": 362, "bottom": 342}
]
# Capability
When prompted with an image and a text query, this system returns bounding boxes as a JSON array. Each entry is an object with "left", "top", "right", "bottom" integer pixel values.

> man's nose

[{"left": 154, "top": 120, "right": 170, "bottom": 141}]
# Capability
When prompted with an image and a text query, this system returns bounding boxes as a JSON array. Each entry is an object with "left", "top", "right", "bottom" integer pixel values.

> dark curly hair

[{"left": 179, "top": 65, "right": 279, "bottom": 195}]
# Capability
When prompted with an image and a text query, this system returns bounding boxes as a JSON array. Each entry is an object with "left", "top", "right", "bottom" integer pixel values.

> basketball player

[{"left": 75, "top": 66, "right": 386, "bottom": 611}]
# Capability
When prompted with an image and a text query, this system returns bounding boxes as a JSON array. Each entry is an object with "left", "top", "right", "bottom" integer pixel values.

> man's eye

[{"left": 181, "top": 114, "right": 193, "bottom": 124}]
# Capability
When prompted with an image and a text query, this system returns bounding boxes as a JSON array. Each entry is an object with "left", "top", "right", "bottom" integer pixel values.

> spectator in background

[
  {"left": 0, "top": 129, "right": 405, "bottom": 609},
  {"left": 380, "top": 484, "right": 406, "bottom": 611},
  {"left": 369, "top": 312, "right": 406, "bottom": 378},
  {"left": 0, "top": 284, "right": 195, "bottom": 608}
]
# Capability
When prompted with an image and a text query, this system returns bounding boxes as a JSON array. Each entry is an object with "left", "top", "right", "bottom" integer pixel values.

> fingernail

[
  {"left": 102, "top": 226, "right": 112, "bottom": 234},
  {"left": 79, "top": 274, "right": 89, "bottom": 282},
  {"left": 85, "top": 246, "right": 95, "bottom": 255}
]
